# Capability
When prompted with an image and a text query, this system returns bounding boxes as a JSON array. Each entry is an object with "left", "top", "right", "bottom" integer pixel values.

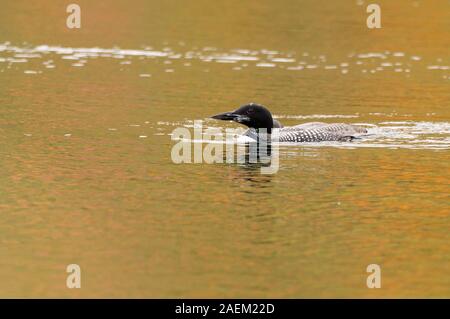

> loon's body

[{"left": 211, "top": 103, "right": 367, "bottom": 143}]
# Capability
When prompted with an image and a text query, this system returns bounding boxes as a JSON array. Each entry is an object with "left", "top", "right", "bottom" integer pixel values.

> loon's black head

[{"left": 211, "top": 103, "right": 274, "bottom": 133}]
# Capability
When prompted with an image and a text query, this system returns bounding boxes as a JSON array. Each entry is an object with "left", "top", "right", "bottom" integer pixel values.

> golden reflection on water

[{"left": 0, "top": 0, "right": 449, "bottom": 297}]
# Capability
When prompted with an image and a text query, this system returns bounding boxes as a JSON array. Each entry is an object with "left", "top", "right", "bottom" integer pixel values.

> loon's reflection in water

[
  {"left": 221, "top": 141, "right": 274, "bottom": 167},
  {"left": 220, "top": 142, "right": 276, "bottom": 191}
]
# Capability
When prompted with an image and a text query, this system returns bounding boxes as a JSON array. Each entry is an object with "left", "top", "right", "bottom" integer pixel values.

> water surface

[{"left": 0, "top": 0, "right": 449, "bottom": 297}]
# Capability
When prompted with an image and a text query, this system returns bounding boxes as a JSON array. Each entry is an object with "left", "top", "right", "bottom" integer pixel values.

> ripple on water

[
  {"left": 1, "top": 42, "right": 447, "bottom": 80},
  {"left": 164, "top": 117, "right": 450, "bottom": 151}
]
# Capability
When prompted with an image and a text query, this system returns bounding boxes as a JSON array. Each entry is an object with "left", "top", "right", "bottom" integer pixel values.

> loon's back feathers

[
  {"left": 282, "top": 122, "right": 366, "bottom": 134},
  {"left": 278, "top": 124, "right": 364, "bottom": 142},
  {"left": 245, "top": 123, "right": 366, "bottom": 142},
  {"left": 278, "top": 122, "right": 367, "bottom": 142},
  {"left": 211, "top": 103, "right": 368, "bottom": 143}
]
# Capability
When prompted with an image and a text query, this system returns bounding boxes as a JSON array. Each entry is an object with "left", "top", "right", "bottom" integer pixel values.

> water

[{"left": 0, "top": 0, "right": 449, "bottom": 297}]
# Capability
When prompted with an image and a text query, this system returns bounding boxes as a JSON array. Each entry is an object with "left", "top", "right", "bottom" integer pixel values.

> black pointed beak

[
  {"left": 211, "top": 111, "right": 239, "bottom": 121},
  {"left": 211, "top": 111, "right": 250, "bottom": 123}
]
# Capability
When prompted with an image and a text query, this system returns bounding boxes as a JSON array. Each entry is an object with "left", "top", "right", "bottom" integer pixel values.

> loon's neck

[
  {"left": 244, "top": 128, "right": 273, "bottom": 141},
  {"left": 273, "top": 119, "right": 283, "bottom": 128}
]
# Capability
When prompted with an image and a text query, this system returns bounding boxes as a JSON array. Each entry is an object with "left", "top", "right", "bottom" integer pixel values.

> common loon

[{"left": 211, "top": 103, "right": 367, "bottom": 142}]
